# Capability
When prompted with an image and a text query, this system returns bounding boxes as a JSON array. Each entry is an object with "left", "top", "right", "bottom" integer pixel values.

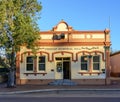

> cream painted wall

[
  {"left": 56, "top": 23, "right": 68, "bottom": 31},
  {"left": 20, "top": 45, "right": 106, "bottom": 80},
  {"left": 92, "top": 34, "right": 104, "bottom": 38},
  {"left": 71, "top": 54, "right": 105, "bottom": 79},
  {"left": 20, "top": 53, "right": 55, "bottom": 79}
]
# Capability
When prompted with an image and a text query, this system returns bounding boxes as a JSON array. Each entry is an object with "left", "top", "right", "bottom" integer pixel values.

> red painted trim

[
  {"left": 104, "top": 42, "right": 111, "bottom": 46},
  {"left": 36, "top": 42, "right": 110, "bottom": 46},
  {"left": 76, "top": 51, "right": 105, "bottom": 62},
  {"left": 21, "top": 53, "right": 23, "bottom": 62},
  {"left": 21, "top": 51, "right": 33, "bottom": 62},
  {"left": 21, "top": 51, "right": 51, "bottom": 62},
  {"left": 104, "top": 29, "right": 110, "bottom": 34},
  {"left": 89, "top": 56, "right": 92, "bottom": 73},
  {"left": 78, "top": 72, "right": 102, "bottom": 75},
  {"left": 36, "top": 51, "right": 51, "bottom": 62},
  {"left": 93, "top": 51, "right": 105, "bottom": 61},
  {"left": 24, "top": 72, "right": 47, "bottom": 76},
  {"left": 40, "top": 30, "right": 105, "bottom": 34},
  {"left": 52, "top": 20, "right": 72, "bottom": 31},
  {"left": 21, "top": 50, "right": 105, "bottom": 63},
  {"left": 105, "top": 49, "right": 110, "bottom": 77},
  {"left": 52, "top": 51, "right": 75, "bottom": 61},
  {"left": 34, "top": 57, "right": 37, "bottom": 73}
]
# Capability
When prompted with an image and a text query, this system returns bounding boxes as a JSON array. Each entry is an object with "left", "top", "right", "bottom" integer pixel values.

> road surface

[{"left": 0, "top": 97, "right": 120, "bottom": 102}]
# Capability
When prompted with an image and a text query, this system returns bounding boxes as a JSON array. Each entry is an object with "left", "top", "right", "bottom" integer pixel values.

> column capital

[{"left": 104, "top": 46, "right": 110, "bottom": 50}]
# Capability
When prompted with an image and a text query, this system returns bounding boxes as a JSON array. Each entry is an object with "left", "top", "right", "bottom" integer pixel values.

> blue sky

[{"left": 38, "top": 0, "right": 120, "bottom": 52}]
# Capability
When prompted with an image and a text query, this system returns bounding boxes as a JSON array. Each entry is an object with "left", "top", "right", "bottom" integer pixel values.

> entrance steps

[{"left": 48, "top": 79, "right": 77, "bottom": 86}]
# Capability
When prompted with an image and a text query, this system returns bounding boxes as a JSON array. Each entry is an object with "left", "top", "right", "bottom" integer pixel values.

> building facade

[
  {"left": 16, "top": 20, "right": 111, "bottom": 85},
  {"left": 110, "top": 51, "right": 120, "bottom": 77}
]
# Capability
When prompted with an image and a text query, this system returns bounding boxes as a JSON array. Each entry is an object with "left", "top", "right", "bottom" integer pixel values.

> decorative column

[
  {"left": 104, "top": 28, "right": 111, "bottom": 84},
  {"left": 105, "top": 46, "right": 111, "bottom": 77},
  {"left": 89, "top": 55, "right": 92, "bottom": 74},
  {"left": 104, "top": 46, "right": 111, "bottom": 84}
]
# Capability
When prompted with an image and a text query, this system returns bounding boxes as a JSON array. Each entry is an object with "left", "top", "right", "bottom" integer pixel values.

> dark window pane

[
  {"left": 81, "top": 64, "right": 87, "bottom": 70},
  {"left": 27, "top": 57, "right": 33, "bottom": 63},
  {"left": 56, "top": 58, "right": 62, "bottom": 60},
  {"left": 39, "top": 56, "right": 46, "bottom": 71},
  {"left": 63, "top": 57, "right": 70, "bottom": 60},
  {"left": 39, "top": 64, "right": 45, "bottom": 71},
  {"left": 93, "top": 63, "right": 99, "bottom": 70},
  {"left": 27, "top": 64, "right": 33, "bottom": 71},
  {"left": 81, "top": 56, "right": 87, "bottom": 62},
  {"left": 93, "top": 56, "right": 99, "bottom": 62},
  {"left": 39, "top": 56, "right": 45, "bottom": 63}
]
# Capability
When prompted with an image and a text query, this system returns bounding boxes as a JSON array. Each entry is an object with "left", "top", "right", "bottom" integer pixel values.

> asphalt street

[
  {"left": 1, "top": 90, "right": 120, "bottom": 97},
  {"left": 0, "top": 97, "right": 120, "bottom": 102},
  {"left": 19, "top": 90, "right": 120, "bottom": 97}
]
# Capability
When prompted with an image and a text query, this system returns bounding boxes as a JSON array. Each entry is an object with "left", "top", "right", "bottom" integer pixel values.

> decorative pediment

[{"left": 52, "top": 20, "right": 73, "bottom": 31}]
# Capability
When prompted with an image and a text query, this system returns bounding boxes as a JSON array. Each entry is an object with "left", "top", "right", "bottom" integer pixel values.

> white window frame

[
  {"left": 80, "top": 56, "right": 89, "bottom": 72},
  {"left": 92, "top": 55, "right": 100, "bottom": 71},
  {"left": 38, "top": 56, "right": 46, "bottom": 72},
  {"left": 26, "top": 56, "right": 34, "bottom": 72}
]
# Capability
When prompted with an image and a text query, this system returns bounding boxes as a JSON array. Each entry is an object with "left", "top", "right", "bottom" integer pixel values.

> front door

[
  {"left": 55, "top": 57, "right": 71, "bottom": 79},
  {"left": 63, "top": 61, "right": 70, "bottom": 79}
]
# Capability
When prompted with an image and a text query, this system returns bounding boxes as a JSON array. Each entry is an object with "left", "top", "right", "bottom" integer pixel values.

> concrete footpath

[{"left": 0, "top": 77, "right": 120, "bottom": 95}]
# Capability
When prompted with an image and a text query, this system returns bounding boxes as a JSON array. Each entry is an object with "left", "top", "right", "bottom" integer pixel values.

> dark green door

[{"left": 63, "top": 61, "right": 71, "bottom": 79}]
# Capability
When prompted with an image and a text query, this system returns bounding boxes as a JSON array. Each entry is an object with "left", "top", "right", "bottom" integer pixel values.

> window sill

[
  {"left": 24, "top": 72, "right": 47, "bottom": 76},
  {"left": 78, "top": 72, "right": 102, "bottom": 75}
]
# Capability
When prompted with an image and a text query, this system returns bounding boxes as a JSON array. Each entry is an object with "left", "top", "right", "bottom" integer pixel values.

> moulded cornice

[{"left": 39, "top": 30, "right": 105, "bottom": 34}]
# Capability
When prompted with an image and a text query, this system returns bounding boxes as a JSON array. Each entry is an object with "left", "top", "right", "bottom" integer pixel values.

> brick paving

[{"left": 0, "top": 77, "right": 120, "bottom": 93}]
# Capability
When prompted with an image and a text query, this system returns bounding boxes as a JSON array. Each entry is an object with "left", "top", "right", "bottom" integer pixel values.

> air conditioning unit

[{"left": 52, "top": 33, "right": 65, "bottom": 40}]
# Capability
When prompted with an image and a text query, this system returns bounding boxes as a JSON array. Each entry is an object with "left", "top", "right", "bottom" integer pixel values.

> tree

[{"left": 0, "top": 0, "right": 42, "bottom": 87}]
